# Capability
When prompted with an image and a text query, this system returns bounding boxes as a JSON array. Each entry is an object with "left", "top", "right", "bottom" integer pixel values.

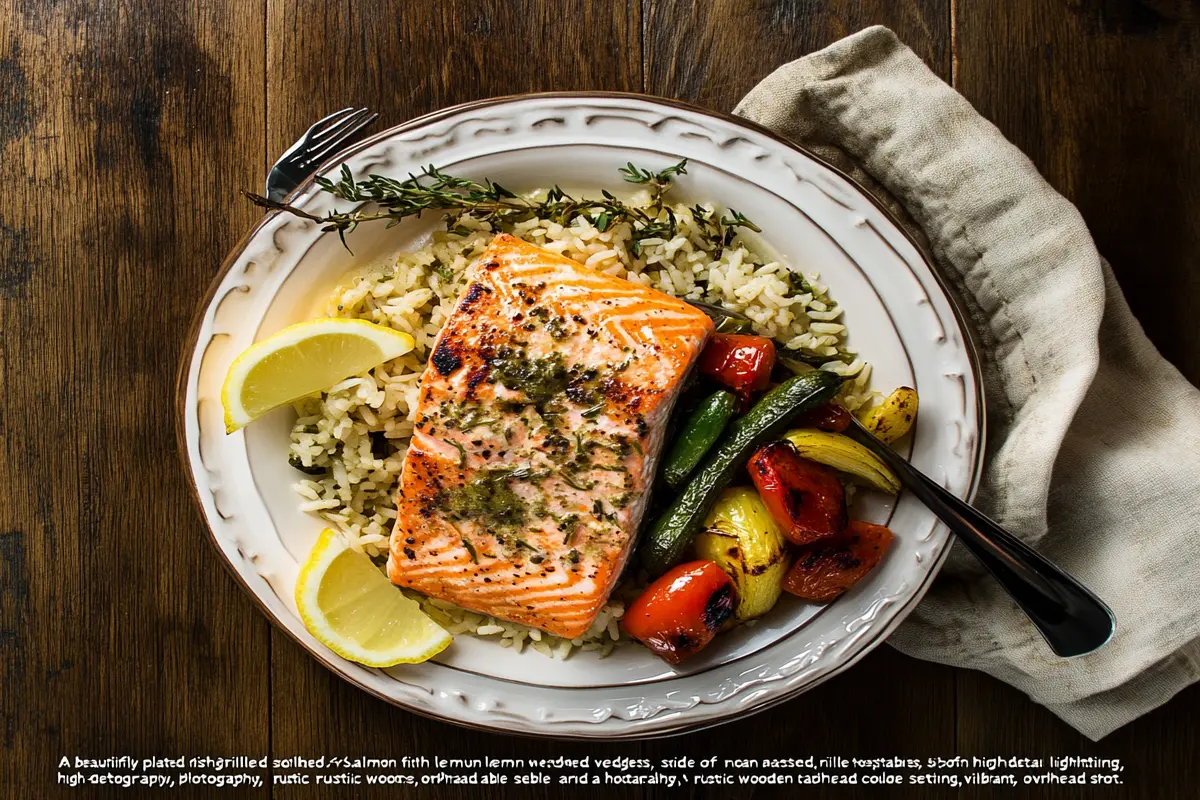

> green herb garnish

[
  {"left": 245, "top": 160, "right": 690, "bottom": 253},
  {"left": 719, "top": 209, "right": 762, "bottom": 245},
  {"left": 619, "top": 160, "right": 689, "bottom": 186},
  {"left": 558, "top": 514, "right": 581, "bottom": 544},
  {"left": 445, "top": 468, "right": 527, "bottom": 531},
  {"left": 441, "top": 437, "right": 468, "bottom": 466},
  {"left": 580, "top": 403, "right": 605, "bottom": 419},
  {"left": 461, "top": 536, "right": 479, "bottom": 563},
  {"left": 491, "top": 350, "right": 569, "bottom": 406},
  {"left": 562, "top": 472, "right": 595, "bottom": 492},
  {"left": 787, "top": 271, "right": 815, "bottom": 296}
]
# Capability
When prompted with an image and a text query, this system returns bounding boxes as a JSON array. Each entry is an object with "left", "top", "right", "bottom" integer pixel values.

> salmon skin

[{"left": 388, "top": 234, "right": 714, "bottom": 638}]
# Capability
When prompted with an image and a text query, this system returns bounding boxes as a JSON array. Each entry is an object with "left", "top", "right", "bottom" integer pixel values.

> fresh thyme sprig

[
  {"left": 689, "top": 204, "right": 763, "bottom": 247},
  {"left": 243, "top": 158, "right": 759, "bottom": 255},
  {"left": 718, "top": 209, "right": 763, "bottom": 245},
  {"left": 618, "top": 160, "right": 689, "bottom": 187}
]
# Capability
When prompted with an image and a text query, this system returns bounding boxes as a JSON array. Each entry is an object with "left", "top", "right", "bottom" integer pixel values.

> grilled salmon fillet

[{"left": 387, "top": 234, "right": 714, "bottom": 638}]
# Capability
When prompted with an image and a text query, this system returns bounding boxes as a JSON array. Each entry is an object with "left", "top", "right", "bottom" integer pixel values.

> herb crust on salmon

[{"left": 387, "top": 234, "right": 714, "bottom": 638}]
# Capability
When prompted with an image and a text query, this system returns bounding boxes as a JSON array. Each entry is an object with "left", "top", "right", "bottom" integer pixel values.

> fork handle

[{"left": 844, "top": 421, "right": 1115, "bottom": 658}]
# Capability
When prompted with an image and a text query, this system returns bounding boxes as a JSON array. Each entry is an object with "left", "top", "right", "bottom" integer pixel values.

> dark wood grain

[
  {"left": 957, "top": 674, "right": 1200, "bottom": 800},
  {"left": 0, "top": 1, "right": 271, "bottom": 798},
  {"left": 3, "top": 0, "right": 1200, "bottom": 798},
  {"left": 954, "top": 0, "right": 1200, "bottom": 384},
  {"left": 264, "top": 0, "right": 642, "bottom": 159},
  {"left": 643, "top": 0, "right": 952, "bottom": 108}
]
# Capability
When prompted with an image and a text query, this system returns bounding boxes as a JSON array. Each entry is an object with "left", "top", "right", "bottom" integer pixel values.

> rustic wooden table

[{"left": 3, "top": 1, "right": 1198, "bottom": 798}]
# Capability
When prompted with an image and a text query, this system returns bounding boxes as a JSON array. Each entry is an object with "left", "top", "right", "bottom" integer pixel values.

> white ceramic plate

[{"left": 177, "top": 93, "right": 983, "bottom": 738}]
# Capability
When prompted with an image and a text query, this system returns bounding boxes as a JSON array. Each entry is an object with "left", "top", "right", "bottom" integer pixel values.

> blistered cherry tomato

[
  {"left": 748, "top": 441, "right": 847, "bottom": 546},
  {"left": 783, "top": 520, "right": 894, "bottom": 603},
  {"left": 621, "top": 560, "right": 736, "bottom": 665},
  {"left": 697, "top": 334, "right": 776, "bottom": 397}
]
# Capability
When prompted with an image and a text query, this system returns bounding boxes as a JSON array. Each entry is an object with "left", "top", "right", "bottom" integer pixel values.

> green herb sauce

[
  {"left": 445, "top": 468, "right": 527, "bottom": 531},
  {"left": 491, "top": 350, "right": 569, "bottom": 406}
]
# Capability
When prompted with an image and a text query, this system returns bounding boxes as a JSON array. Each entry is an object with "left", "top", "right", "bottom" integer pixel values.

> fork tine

[
  {"left": 309, "top": 108, "right": 372, "bottom": 145},
  {"left": 301, "top": 107, "right": 356, "bottom": 143},
  {"left": 300, "top": 112, "right": 379, "bottom": 168}
]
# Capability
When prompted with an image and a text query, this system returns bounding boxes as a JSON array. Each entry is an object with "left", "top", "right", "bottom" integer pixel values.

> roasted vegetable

[
  {"left": 782, "top": 428, "right": 901, "bottom": 494},
  {"left": 859, "top": 386, "right": 918, "bottom": 444},
  {"left": 694, "top": 488, "right": 790, "bottom": 620},
  {"left": 714, "top": 315, "right": 753, "bottom": 335},
  {"left": 640, "top": 370, "right": 843, "bottom": 576},
  {"left": 697, "top": 333, "right": 776, "bottom": 396},
  {"left": 621, "top": 560, "right": 736, "bottom": 664},
  {"left": 661, "top": 389, "right": 737, "bottom": 488},
  {"left": 782, "top": 520, "right": 894, "bottom": 602},
  {"left": 778, "top": 356, "right": 816, "bottom": 376},
  {"left": 747, "top": 441, "right": 847, "bottom": 545},
  {"left": 796, "top": 402, "right": 852, "bottom": 432}
]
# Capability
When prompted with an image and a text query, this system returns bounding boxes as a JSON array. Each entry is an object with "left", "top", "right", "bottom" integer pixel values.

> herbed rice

[{"left": 288, "top": 188, "right": 872, "bottom": 659}]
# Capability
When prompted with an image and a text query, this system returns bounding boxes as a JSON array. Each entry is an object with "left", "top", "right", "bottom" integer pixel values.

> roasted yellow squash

[
  {"left": 694, "top": 487, "right": 790, "bottom": 621},
  {"left": 859, "top": 387, "right": 918, "bottom": 444}
]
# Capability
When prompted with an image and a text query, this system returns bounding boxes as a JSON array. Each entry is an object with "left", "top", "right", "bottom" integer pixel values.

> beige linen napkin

[{"left": 736, "top": 26, "right": 1200, "bottom": 741}]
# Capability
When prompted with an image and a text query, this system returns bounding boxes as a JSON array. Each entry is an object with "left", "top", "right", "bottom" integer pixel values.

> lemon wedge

[
  {"left": 221, "top": 318, "right": 414, "bottom": 432},
  {"left": 295, "top": 529, "right": 451, "bottom": 667}
]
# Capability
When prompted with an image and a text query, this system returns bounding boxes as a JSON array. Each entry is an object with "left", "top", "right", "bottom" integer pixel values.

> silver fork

[
  {"left": 265, "top": 107, "right": 380, "bottom": 202},
  {"left": 842, "top": 416, "right": 1115, "bottom": 657}
]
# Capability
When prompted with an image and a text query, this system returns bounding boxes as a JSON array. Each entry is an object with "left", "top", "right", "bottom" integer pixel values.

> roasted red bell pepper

[
  {"left": 796, "top": 402, "right": 852, "bottom": 432},
  {"left": 747, "top": 441, "right": 846, "bottom": 545},
  {"left": 697, "top": 334, "right": 776, "bottom": 397},
  {"left": 621, "top": 560, "right": 736, "bottom": 665},
  {"left": 782, "top": 520, "right": 894, "bottom": 603}
]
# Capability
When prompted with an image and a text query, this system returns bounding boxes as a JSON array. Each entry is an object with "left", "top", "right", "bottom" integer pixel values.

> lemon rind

[
  {"left": 221, "top": 319, "right": 415, "bottom": 433},
  {"left": 294, "top": 529, "right": 451, "bottom": 667}
]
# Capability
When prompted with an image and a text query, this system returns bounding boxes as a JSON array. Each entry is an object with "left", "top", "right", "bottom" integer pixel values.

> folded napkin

[{"left": 736, "top": 26, "right": 1200, "bottom": 741}]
